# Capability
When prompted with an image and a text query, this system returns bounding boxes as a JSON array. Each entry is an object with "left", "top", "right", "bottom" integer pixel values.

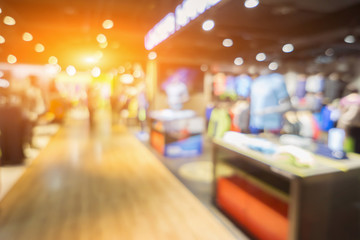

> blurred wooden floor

[{"left": 0, "top": 123, "right": 235, "bottom": 240}]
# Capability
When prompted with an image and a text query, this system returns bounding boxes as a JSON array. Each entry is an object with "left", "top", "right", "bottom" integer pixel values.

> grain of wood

[{"left": 0, "top": 124, "right": 236, "bottom": 240}]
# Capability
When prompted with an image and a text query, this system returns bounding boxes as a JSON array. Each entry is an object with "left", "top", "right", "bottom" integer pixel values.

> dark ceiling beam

[{"left": 290, "top": 3, "right": 360, "bottom": 37}]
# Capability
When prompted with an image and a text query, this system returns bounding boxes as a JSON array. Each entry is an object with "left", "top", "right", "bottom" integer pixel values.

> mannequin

[
  {"left": 250, "top": 72, "right": 291, "bottom": 132},
  {"left": 165, "top": 78, "right": 189, "bottom": 110}
]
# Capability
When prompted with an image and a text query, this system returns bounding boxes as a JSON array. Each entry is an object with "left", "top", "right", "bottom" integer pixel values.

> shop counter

[
  {"left": 149, "top": 109, "right": 204, "bottom": 157},
  {"left": 213, "top": 137, "right": 360, "bottom": 240}
]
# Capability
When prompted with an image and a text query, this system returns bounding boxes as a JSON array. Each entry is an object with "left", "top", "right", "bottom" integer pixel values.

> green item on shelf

[
  {"left": 207, "top": 108, "right": 231, "bottom": 138},
  {"left": 281, "top": 153, "right": 311, "bottom": 168},
  {"left": 343, "top": 137, "right": 355, "bottom": 153}
]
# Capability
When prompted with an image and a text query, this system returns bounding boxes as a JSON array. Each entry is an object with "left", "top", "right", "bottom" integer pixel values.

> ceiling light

[
  {"left": 4, "top": 16, "right": 15, "bottom": 25},
  {"left": 99, "top": 41, "right": 108, "bottom": 49},
  {"left": 282, "top": 43, "right": 294, "bottom": 53},
  {"left": 202, "top": 20, "right": 215, "bottom": 31},
  {"left": 344, "top": 35, "right": 355, "bottom": 44},
  {"left": 7, "top": 54, "right": 17, "bottom": 64},
  {"left": 48, "top": 56, "right": 58, "bottom": 65},
  {"left": 0, "top": 8, "right": 2, "bottom": 14},
  {"left": 244, "top": 0, "right": 259, "bottom": 8},
  {"left": 148, "top": 51, "right": 157, "bottom": 60},
  {"left": 35, "top": 43, "right": 45, "bottom": 53},
  {"left": 200, "top": 64, "right": 208, "bottom": 72},
  {"left": 120, "top": 74, "right": 134, "bottom": 84},
  {"left": 0, "top": 79, "right": 10, "bottom": 88},
  {"left": 325, "top": 48, "right": 334, "bottom": 57},
  {"left": 256, "top": 52, "right": 266, "bottom": 61},
  {"left": 268, "top": 62, "right": 279, "bottom": 71},
  {"left": 91, "top": 67, "right": 101, "bottom": 78},
  {"left": 96, "top": 34, "right": 107, "bottom": 44},
  {"left": 234, "top": 57, "right": 244, "bottom": 66},
  {"left": 0, "top": 35, "right": 5, "bottom": 44},
  {"left": 222, "top": 38, "right": 233, "bottom": 47},
  {"left": 66, "top": 65, "right": 76, "bottom": 76},
  {"left": 23, "top": 32, "right": 33, "bottom": 42},
  {"left": 102, "top": 20, "right": 114, "bottom": 29}
]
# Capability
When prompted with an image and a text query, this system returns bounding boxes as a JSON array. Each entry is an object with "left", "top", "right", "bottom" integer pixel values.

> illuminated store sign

[
  {"left": 145, "top": 13, "right": 175, "bottom": 51},
  {"left": 145, "top": 0, "right": 222, "bottom": 50}
]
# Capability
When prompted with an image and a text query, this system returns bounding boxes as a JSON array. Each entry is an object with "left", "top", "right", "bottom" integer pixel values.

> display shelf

[
  {"left": 213, "top": 138, "right": 360, "bottom": 177},
  {"left": 217, "top": 162, "right": 290, "bottom": 203},
  {"left": 213, "top": 139, "right": 360, "bottom": 240}
]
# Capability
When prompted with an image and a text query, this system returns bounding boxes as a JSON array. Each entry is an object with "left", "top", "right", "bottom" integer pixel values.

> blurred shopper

[
  {"left": 0, "top": 89, "right": 25, "bottom": 165},
  {"left": 137, "top": 83, "right": 148, "bottom": 132},
  {"left": 23, "top": 76, "right": 46, "bottom": 147},
  {"left": 87, "top": 86, "right": 98, "bottom": 128}
]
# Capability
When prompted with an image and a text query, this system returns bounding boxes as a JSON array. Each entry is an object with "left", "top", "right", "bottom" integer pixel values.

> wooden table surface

[{"left": 0, "top": 123, "right": 236, "bottom": 240}]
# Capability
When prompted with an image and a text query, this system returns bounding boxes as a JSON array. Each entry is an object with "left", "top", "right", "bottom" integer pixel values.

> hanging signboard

[{"left": 145, "top": 0, "right": 222, "bottom": 50}]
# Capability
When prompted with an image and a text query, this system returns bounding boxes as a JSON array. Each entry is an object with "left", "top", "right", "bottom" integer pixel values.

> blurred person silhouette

[
  {"left": 137, "top": 83, "right": 148, "bottom": 132},
  {"left": 23, "top": 76, "right": 46, "bottom": 147},
  {"left": 87, "top": 86, "right": 98, "bottom": 128},
  {"left": 0, "top": 87, "right": 26, "bottom": 165},
  {"left": 250, "top": 72, "right": 291, "bottom": 134}
]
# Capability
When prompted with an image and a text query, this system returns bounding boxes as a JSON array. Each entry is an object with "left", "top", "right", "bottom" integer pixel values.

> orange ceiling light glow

[
  {"left": 99, "top": 41, "right": 108, "bottom": 49},
  {"left": 96, "top": 34, "right": 107, "bottom": 44},
  {"left": 23, "top": 32, "right": 33, "bottom": 41},
  {"left": 4, "top": 16, "right": 16, "bottom": 25},
  {"left": 148, "top": 51, "right": 157, "bottom": 60},
  {"left": 35, "top": 43, "right": 45, "bottom": 52},
  {"left": 66, "top": 65, "right": 76, "bottom": 76},
  {"left": 7, "top": 54, "right": 17, "bottom": 64},
  {"left": 102, "top": 20, "right": 114, "bottom": 29},
  {"left": 48, "top": 56, "right": 58, "bottom": 65},
  {"left": 91, "top": 67, "right": 101, "bottom": 77},
  {"left": 121, "top": 74, "right": 134, "bottom": 84}
]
